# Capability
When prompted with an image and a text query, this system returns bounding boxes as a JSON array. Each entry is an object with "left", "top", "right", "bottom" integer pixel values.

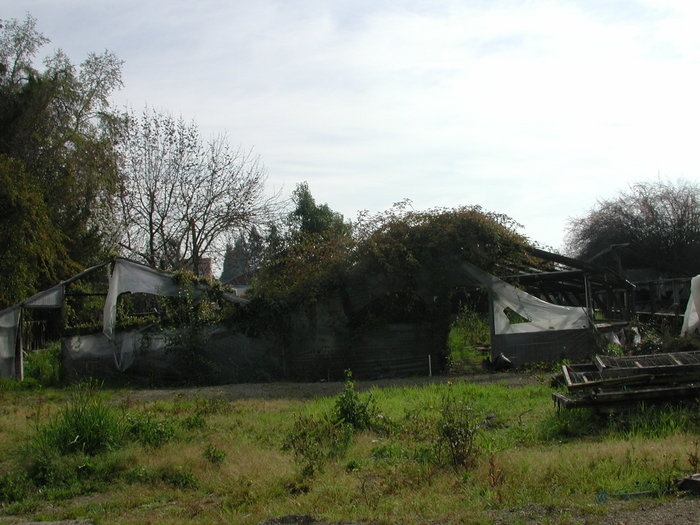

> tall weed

[
  {"left": 27, "top": 382, "right": 124, "bottom": 458},
  {"left": 282, "top": 414, "right": 353, "bottom": 477},
  {"left": 609, "top": 403, "right": 696, "bottom": 439},
  {"left": 434, "top": 392, "right": 482, "bottom": 469}
]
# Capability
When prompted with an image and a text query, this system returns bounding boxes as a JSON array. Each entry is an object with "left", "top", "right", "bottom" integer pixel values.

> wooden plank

[
  {"left": 562, "top": 365, "right": 575, "bottom": 387},
  {"left": 565, "top": 373, "right": 655, "bottom": 391},
  {"left": 594, "top": 354, "right": 608, "bottom": 371},
  {"left": 591, "top": 384, "right": 700, "bottom": 402}
]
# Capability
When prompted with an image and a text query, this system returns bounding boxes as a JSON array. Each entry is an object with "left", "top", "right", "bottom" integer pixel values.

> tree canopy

[
  {"left": 117, "top": 108, "right": 274, "bottom": 274},
  {"left": 0, "top": 15, "right": 124, "bottom": 307},
  {"left": 0, "top": 156, "right": 67, "bottom": 305},
  {"left": 250, "top": 182, "right": 354, "bottom": 301},
  {"left": 251, "top": 194, "right": 535, "bottom": 322},
  {"left": 566, "top": 179, "right": 700, "bottom": 277},
  {"left": 219, "top": 227, "right": 265, "bottom": 283},
  {"left": 289, "top": 181, "right": 351, "bottom": 239}
]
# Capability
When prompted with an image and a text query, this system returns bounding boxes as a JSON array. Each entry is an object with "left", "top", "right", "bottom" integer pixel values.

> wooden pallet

[{"left": 553, "top": 351, "right": 700, "bottom": 410}]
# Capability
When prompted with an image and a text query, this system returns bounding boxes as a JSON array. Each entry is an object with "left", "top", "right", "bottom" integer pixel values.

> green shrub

[
  {"left": 0, "top": 471, "right": 31, "bottom": 503},
  {"left": 192, "top": 396, "right": 231, "bottom": 416},
  {"left": 124, "top": 465, "right": 157, "bottom": 484},
  {"left": 604, "top": 342, "right": 624, "bottom": 357},
  {"left": 181, "top": 413, "right": 207, "bottom": 431},
  {"left": 23, "top": 342, "right": 62, "bottom": 387},
  {"left": 333, "top": 370, "right": 377, "bottom": 431},
  {"left": 541, "top": 402, "right": 699, "bottom": 441},
  {"left": 637, "top": 325, "right": 664, "bottom": 354},
  {"left": 0, "top": 377, "right": 38, "bottom": 391},
  {"left": 124, "top": 464, "right": 198, "bottom": 489},
  {"left": 447, "top": 306, "right": 489, "bottom": 373},
  {"left": 22, "top": 384, "right": 126, "bottom": 496},
  {"left": 203, "top": 443, "right": 226, "bottom": 466},
  {"left": 157, "top": 465, "right": 198, "bottom": 489},
  {"left": 539, "top": 407, "right": 604, "bottom": 441},
  {"left": 610, "top": 403, "right": 696, "bottom": 439}
]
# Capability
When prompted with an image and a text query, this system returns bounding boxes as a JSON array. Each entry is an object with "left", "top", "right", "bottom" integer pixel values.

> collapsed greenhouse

[{"left": 0, "top": 253, "right": 681, "bottom": 383}]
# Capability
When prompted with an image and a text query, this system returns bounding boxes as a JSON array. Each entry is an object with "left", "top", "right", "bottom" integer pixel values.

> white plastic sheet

[
  {"left": 1, "top": 258, "right": 245, "bottom": 378},
  {"left": 460, "top": 262, "right": 590, "bottom": 335},
  {"left": 491, "top": 280, "right": 590, "bottom": 334},
  {"left": 103, "top": 259, "right": 181, "bottom": 370},
  {"left": 681, "top": 275, "right": 700, "bottom": 336},
  {"left": 0, "top": 306, "right": 21, "bottom": 379},
  {"left": 0, "top": 285, "right": 65, "bottom": 379}
]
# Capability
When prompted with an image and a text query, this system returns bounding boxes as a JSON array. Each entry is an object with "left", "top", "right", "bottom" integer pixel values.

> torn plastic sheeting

[
  {"left": 0, "top": 306, "right": 21, "bottom": 379},
  {"left": 0, "top": 284, "right": 65, "bottom": 379},
  {"left": 491, "top": 280, "right": 590, "bottom": 335},
  {"left": 459, "top": 261, "right": 590, "bottom": 335},
  {"left": 680, "top": 275, "right": 700, "bottom": 336},
  {"left": 103, "top": 259, "right": 181, "bottom": 370}
]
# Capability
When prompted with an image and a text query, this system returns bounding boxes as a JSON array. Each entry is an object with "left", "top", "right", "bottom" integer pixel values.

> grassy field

[{"left": 0, "top": 372, "right": 698, "bottom": 524}]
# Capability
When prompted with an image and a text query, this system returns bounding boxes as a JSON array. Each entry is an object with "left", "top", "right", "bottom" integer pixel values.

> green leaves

[
  {"left": 0, "top": 155, "right": 68, "bottom": 307},
  {"left": 0, "top": 16, "right": 124, "bottom": 305}
]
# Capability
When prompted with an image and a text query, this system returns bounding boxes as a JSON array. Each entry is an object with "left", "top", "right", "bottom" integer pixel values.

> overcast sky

[{"left": 5, "top": 0, "right": 700, "bottom": 251}]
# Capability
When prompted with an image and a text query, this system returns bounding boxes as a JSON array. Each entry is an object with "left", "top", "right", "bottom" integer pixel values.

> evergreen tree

[
  {"left": 220, "top": 238, "right": 248, "bottom": 283},
  {"left": 220, "top": 227, "right": 266, "bottom": 282}
]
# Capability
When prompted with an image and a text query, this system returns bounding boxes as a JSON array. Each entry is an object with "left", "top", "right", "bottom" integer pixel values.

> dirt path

[{"left": 112, "top": 371, "right": 540, "bottom": 403}]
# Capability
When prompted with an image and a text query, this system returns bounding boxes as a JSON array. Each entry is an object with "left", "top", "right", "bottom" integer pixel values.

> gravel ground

[
  {"left": 490, "top": 499, "right": 700, "bottom": 525},
  {"left": 113, "top": 371, "right": 540, "bottom": 403},
  {"left": 255, "top": 498, "right": 700, "bottom": 525},
  {"left": 598, "top": 499, "right": 700, "bottom": 524}
]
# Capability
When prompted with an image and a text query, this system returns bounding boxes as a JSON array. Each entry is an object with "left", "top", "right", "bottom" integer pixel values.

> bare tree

[
  {"left": 117, "top": 108, "right": 275, "bottom": 273},
  {"left": 566, "top": 179, "right": 700, "bottom": 276}
]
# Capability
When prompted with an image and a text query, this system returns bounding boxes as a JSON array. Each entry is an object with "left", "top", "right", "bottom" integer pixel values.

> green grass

[
  {"left": 0, "top": 375, "right": 698, "bottom": 524},
  {"left": 447, "top": 307, "right": 490, "bottom": 373}
]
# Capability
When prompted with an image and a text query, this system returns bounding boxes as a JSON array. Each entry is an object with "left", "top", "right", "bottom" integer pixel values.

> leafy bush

[
  {"left": 192, "top": 396, "right": 231, "bottom": 416},
  {"left": 203, "top": 443, "right": 226, "bottom": 466},
  {"left": 23, "top": 342, "right": 62, "bottom": 387},
  {"left": 157, "top": 465, "right": 198, "bottom": 489},
  {"left": 603, "top": 341, "right": 624, "bottom": 357},
  {"left": 0, "top": 471, "right": 31, "bottom": 503},
  {"left": 159, "top": 282, "right": 222, "bottom": 383},
  {"left": 447, "top": 306, "right": 489, "bottom": 373},
  {"left": 539, "top": 407, "right": 603, "bottom": 440},
  {"left": 333, "top": 370, "right": 377, "bottom": 431},
  {"left": 249, "top": 203, "right": 538, "bottom": 334},
  {"left": 126, "top": 464, "right": 199, "bottom": 489},
  {"left": 181, "top": 413, "right": 207, "bottom": 431}
]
